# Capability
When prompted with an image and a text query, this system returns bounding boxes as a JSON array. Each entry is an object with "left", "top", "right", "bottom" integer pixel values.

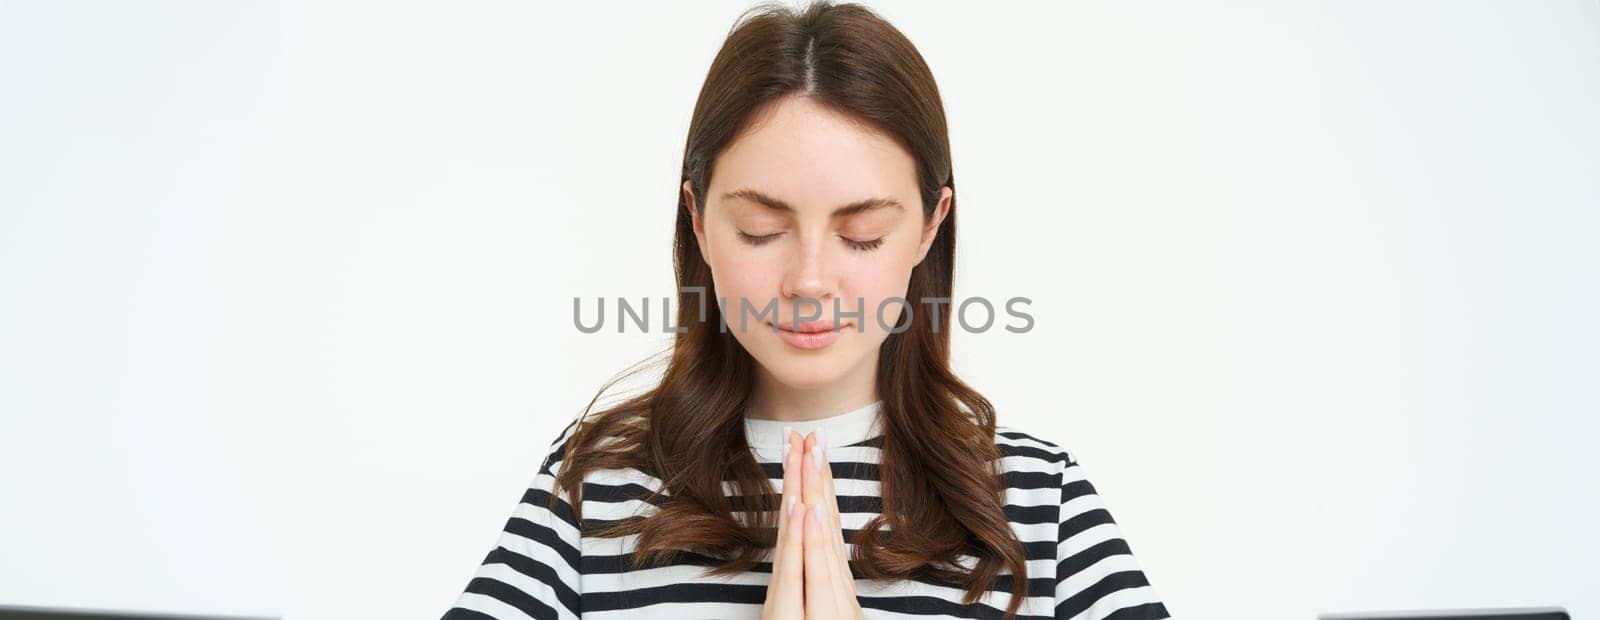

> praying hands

[{"left": 761, "top": 429, "right": 867, "bottom": 620}]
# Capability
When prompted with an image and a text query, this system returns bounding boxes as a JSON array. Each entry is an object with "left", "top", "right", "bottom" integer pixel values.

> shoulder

[
  {"left": 993, "top": 424, "right": 1077, "bottom": 472},
  {"left": 536, "top": 408, "right": 657, "bottom": 491},
  {"left": 995, "top": 427, "right": 1172, "bottom": 617},
  {"left": 533, "top": 413, "right": 586, "bottom": 478}
]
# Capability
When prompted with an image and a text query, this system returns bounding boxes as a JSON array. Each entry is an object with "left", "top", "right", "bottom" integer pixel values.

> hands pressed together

[{"left": 762, "top": 428, "right": 866, "bottom": 620}]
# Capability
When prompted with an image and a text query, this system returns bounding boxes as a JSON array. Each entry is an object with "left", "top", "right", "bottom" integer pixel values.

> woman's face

[{"left": 685, "top": 95, "right": 951, "bottom": 392}]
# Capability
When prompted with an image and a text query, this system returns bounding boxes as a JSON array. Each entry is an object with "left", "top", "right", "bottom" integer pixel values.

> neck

[{"left": 746, "top": 357, "right": 878, "bottom": 423}]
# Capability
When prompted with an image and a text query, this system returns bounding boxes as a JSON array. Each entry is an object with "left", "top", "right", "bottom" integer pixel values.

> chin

[{"left": 761, "top": 355, "right": 853, "bottom": 390}]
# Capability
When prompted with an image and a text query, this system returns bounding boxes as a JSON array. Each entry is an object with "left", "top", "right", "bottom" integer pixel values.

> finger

[
  {"left": 803, "top": 431, "right": 825, "bottom": 513},
  {"left": 805, "top": 432, "right": 857, "bottom": 612},
  {"left": 771, "top": 428, "right": 793, "bottom": 553},
  {"left": 767, "top": 430, "right": 800, "bottom": 612},
  {"left": 815, "top": 430, "right": 841, "bottom": 529},
  {"left": 815, "top": 442, "right": 856, "bottom": 596},
  {"left": 772, "top": 495, "right": 806, "bottom": 613},
  {"left": 803, "top": 501, "right": 834, "bottom": 616},
  {"left": 832, "top": 504, "right": 857, "bottom": 616},
  {"left": 763, "top": 496, "right": 805, "bottom": 618},
  {"left": 777, "top": 427, "right": 798, "bottom": 539}
]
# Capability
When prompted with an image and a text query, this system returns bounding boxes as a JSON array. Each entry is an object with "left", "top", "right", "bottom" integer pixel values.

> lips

[
  {"left": 775, "top": 320, "right": 845, "bottom": 334},
  {"left": 770, "top": 320, "right": 849, "bottom": 351}
]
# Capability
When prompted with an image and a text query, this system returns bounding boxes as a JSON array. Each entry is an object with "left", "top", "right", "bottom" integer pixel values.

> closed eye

[
  {"left": 843, "top": 236, "right": 884, "bottom": 251},
  {"left": 738, "top": 231, "right": 782, "bottom": 246}
]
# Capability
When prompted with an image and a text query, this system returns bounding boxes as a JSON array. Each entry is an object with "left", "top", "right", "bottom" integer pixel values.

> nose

[{"left": 779, "top": 234, "right": 835, "bottom": 309}]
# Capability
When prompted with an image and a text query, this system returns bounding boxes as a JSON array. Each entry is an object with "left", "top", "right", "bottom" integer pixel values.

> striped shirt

[{"left": 443, "top": 400, "right": 1170, "bottom": 619}]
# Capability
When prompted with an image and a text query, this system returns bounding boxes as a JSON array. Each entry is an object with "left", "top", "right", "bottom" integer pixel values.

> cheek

[
  {"left": 707, "top": 238, "right": 781, "bottom": 300},
  {"left": 842, "top": 263, "right": 916, "bottom": 328}
]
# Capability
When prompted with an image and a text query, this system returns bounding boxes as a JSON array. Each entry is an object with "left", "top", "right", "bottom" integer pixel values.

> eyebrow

[{"left": 721, "top": 188, "right": 905, "bottom": 217}]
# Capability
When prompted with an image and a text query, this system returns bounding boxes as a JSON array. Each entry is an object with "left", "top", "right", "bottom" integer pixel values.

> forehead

[{"left": 710, "top": 96, "right": 919, "bottom": 213}]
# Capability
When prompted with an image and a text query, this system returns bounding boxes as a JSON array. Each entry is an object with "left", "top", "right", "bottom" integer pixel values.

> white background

[{"left": 1, "top": 1, "right": 1596, "bottom": 618}]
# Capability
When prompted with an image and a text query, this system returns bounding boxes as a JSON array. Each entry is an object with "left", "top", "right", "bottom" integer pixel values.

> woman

[{"left": 444, "top": 2, "right": 1169, "bottom": 619}]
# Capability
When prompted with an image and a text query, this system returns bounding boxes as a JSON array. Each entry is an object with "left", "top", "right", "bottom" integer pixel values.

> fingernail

[
  {"left": 787, "top": 496, "right": 798, "bottom": 516},
  {"left": 780, "top": 425, "right": 793, "bottom": 469},
  {"left": 811, "top": 445, "right": 823, "bottom": 471},
  {"left": 812, "top": 503, "right": 825, "bottom": 526}
]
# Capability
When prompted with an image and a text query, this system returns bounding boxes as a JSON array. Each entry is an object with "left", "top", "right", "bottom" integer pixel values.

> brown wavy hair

[{"left": 553, "top": 1, "right": 1029, "bottom": 616}]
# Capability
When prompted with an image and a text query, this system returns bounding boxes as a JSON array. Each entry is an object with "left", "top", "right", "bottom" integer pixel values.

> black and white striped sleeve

[
  {"left": 443, "top": 419, "right": 584, "bottom": 620},
  {"left": 1053, "top": 450, "right": 1170, "bottom": 620}
]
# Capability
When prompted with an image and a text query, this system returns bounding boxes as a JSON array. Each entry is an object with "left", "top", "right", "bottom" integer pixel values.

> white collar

[{"left": 744, "top": 399, "right": 883, "bottom": 461}]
